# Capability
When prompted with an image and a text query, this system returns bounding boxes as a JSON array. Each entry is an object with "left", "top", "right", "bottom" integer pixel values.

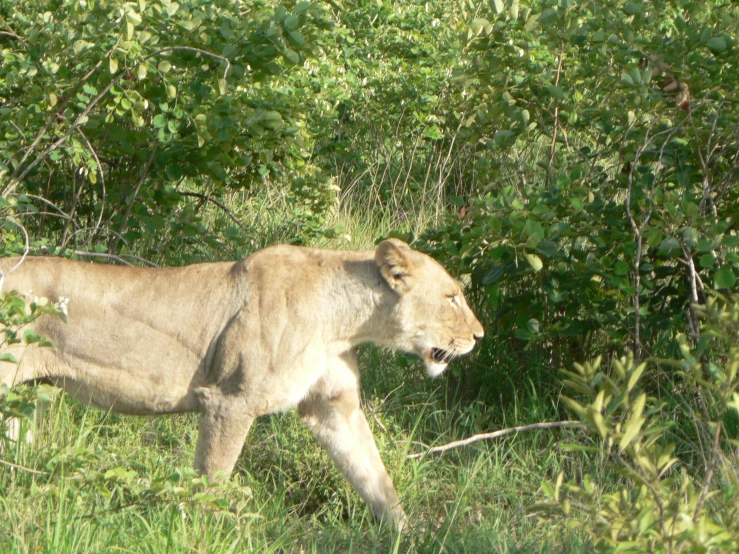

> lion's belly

[
  {"left": 32, "top": 312, "right": 209, "bottom": 414},
  {"left": 48, "top": 369, "right": 200, "bottom": 415}
]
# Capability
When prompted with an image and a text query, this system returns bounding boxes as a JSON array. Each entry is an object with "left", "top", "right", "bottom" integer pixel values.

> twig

[
  {"left": 15, "top": 194, "right": 79, "bottom": 226},
  {"left": 76, "top": 129, "right": 107, "bottom": 243},
  {"left": 0, "top": 30, "right": 27, "bottom": 42},
  {"left": 407, "top": 421, "right": 583, "bottom": 459},
  {"left": 179, "top": 191, "right": 253, "bottom": 235},
  {"left": 0, "top": 218, "right": 30, "bottom": 291},
  {"left": 0, "top": 458, "right": 49, "bottom": 476},
  {"left": 62, "top": 226, "right": 129, "bottom": 252},
  {"left": 681, "top": 246, "right": 702, "bottom": 342},
  {"left": 73, "top": 251, "right": 134, "bottom": 266},
  {"left": 545, "top": 43, "right": 565, "bottom": 187},
  {"left": 118, "top": 254, "right": 159, "bottom": 267}
]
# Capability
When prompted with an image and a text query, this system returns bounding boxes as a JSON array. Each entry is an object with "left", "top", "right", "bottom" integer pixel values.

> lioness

[{"left": 0, "top": 239, "right": 483, "bottom": 527}]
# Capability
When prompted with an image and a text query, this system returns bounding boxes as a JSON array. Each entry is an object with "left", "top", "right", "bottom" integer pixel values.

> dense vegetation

[{"left": 1, "top": 0, "right": 738, "bottom": 551}]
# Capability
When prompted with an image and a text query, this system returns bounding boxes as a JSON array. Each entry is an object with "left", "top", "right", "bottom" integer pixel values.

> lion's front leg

[
  {"left": 298, "top": 357, "right": 407, "bottom": 530},
  {"left": 193, "top": 386, "right": 255, "bottom": 478}
]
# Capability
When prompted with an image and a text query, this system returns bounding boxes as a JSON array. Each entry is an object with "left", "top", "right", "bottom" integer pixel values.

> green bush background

[{"left": 1, "top": 0, "right": 738, "bottom": 551}]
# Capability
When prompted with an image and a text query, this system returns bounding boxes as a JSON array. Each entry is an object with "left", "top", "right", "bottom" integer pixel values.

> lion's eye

[{"left": 447, "top": 294, "right": 459, "bottom": 306}]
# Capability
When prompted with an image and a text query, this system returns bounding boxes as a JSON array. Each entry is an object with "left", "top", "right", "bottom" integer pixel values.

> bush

[{"left": 533, "top": 295, "right": 739, "bottom": 552}]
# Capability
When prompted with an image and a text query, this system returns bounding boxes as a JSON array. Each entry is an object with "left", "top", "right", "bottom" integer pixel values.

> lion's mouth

[{"left": 430, "top": 348, "right": 452, "bottom": 364}]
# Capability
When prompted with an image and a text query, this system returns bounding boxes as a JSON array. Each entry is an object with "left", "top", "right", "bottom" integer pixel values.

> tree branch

[
  {"left": 179, "top": 191, "right": 254, "bottom": 236},
  {"left": 0, "top": 218, "right": 30, "bottom": 291},
  {"left": 407, "top": 421, "right": 583, "bottom": 459},
  {"left": 0, "top": 458, "right": 49, "bottom": 476}
]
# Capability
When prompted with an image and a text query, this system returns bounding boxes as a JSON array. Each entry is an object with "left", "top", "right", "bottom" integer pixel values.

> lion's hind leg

[{"left": 192, "top": 386, "right": 255, "bottom": 479}]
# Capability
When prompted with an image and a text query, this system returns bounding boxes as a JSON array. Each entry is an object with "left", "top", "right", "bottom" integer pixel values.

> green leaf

[
  {"left": 23, "top": 330, "right": 42, "bottom": 344},
  {"left": 489, "top": 0, "right": 504, "bottom": 14},
  {"left": 284, "top": 14, "right": 300, "bottom": 30},
  {"left": 536, "top": 241, "right": 558, "bottom": 257},
  {"left": 715, "top": 267, "right": 736, "bottom": 289},
  {"left": 165, "top": 164, "right": 183, "bottom": 181},
  {"left": 283, "top": 48, "right": 300, "bottom": 65},
  {"left": 538, "top": 8, "right": 557, "bottom": 25},
  {"left": 288, "top": 30, "right": 306, "bottom": 46},
  {"left": 682, "top": 227, "right": 700, "bottom": 248},
  {"left": 706, "top": 37, "right": 727, "bottom": 53},
  {"left": 525, "top": 253, "right": 543, "bottom": 272},
  {"left": 614, "top": 261, "right": 629, "bottom": 276},
  {"left": 561, "top": 397, "right": 587, "bottom": 417},
  {"left": 0, "top": 353, "right": 18, "bottom": 364},
  {"left": 547, "top": 86, "right": 564, "bottom": 99},
  {"left": 126, "top": 10, "right": 142, "bottom": 26},
  {"left": 470, "top": 18, "right": 490, "bottom": 37},
  {"left": 619, "top": 415, "right": 645, "bottom": 452},
  {"left": 560, "top": 443, "right": 599, "bottom": 453},
  {"left": 590, "top": 409, "right": 608, "bottom": 439},
  {"left": 658, "top": 237, "right": 681, "bottom": 258},
  {"left": 152, "top": 114, "right": 167, "bottom": 128},
  {"left": 482, "top": 266, "right": 504, "bottom": 285},
  {"left": 424, "top": 125, "right": 443, "bottom": 140},
  {"left": 627, "top": 362, "right": 647, "bottom": 392},
  {"left": 158, "top": 60, "right": 172, "bottom": 73},
  {"left": 623, "top": 2, "right": 641, "bottom": 15},
  {"left": 699, "top": 253, "right": 716, "bottom": 268}
]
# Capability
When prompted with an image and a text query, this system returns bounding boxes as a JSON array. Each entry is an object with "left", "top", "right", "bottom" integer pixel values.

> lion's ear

[{"left": 376, "top": 239, "right": 416, "bottom": 293}]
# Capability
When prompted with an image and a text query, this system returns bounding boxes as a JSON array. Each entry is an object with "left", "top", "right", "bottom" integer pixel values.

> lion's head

[{"left": 375, "top": 239, "right": 484, "bottom": 377}]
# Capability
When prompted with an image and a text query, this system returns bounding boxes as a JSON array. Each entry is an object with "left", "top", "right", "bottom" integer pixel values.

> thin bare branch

[
  {"left": 62, "top": 226, "right": 129, "bottom": 251},
  {"left": 0, "top": 458, "right": 49, "bottom": 476},
  {"left": 407, "top": 421, "right": 583, "bottom": 459},
  {"left": 179, "top": 191, "right": 254, "bottom": 235},
  {"left": 76, "top": 129, "right": 107, "bottom": 243},
  {"left": 73, "top": 251, "right": 134, "bottom": 266},
  {"left": 16, "top": 193, "right": 78, "bottom": 225},
  {"left": 0, "top": 218, "right": 30, "bottom": 291},
  {"left": 546, "top": 42, "right": 565, "bottom": 188},
  {"left": 0, "top": 30, "right": 27, "bottom": 42}
]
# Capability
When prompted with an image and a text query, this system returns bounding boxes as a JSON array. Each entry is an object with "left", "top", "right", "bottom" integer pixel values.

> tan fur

[{"left": 0, "top": 239, "right": 483, "bottom": 527}]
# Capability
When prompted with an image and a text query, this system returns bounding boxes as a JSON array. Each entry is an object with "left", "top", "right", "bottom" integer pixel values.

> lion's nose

[{"left": 470, "top": 316, "right": 484, "bottom": 342}]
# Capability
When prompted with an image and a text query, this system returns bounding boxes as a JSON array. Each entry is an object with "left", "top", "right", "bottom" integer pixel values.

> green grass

[{"left": 0, "top": 347, "right": 592, "bottom": 553}]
